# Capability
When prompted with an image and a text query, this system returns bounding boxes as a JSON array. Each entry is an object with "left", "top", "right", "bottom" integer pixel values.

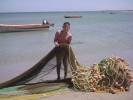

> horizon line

[{"left": 0, "top": 9, "right": 133, "bottom": 13}]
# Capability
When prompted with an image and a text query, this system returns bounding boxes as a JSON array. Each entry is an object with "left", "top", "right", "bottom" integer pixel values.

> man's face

[{"left": 63, "top": 24, "right": 70, "bottom": 32}]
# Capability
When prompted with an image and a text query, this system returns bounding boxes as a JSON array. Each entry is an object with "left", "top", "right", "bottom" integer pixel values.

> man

[
  {"left": 54, "top": 22, "right": 72, "bottom": 80},
  {"left": 42, "top": 19, "right": 49, "bottom": 25}
]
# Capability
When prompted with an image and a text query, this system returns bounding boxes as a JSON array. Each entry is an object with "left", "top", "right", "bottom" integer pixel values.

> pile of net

[
  {"left": 67, "top": 45, "right": 133, "bottom": 93},
  {"left": 70, "top": 57, "right": 132, "bottom": 93}
]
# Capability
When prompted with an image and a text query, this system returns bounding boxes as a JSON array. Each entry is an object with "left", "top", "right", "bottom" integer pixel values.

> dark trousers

[{"left": 55, "top": 47, "right": 68, "bottom": 80}]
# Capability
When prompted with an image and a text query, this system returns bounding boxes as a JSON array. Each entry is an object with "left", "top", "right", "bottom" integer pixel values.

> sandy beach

[
  {"left": 0, "top": 83, "right": 133, "bottom": 100},
  {"left": 42, "top": 85, "right": 133, "bottom": 100}
]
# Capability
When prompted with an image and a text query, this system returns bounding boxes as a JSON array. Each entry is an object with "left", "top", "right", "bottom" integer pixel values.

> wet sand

[{"left": 0, "top": 84, "right": 133, "bottom": 100}]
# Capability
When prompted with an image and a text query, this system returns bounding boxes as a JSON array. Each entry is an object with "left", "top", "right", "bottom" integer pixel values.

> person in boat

[
  {"left": 42, "top": 19, "right": 49, "bottom": 25},
  {"left": 54, "top": 22, "right": 72, "bottom": 80}
]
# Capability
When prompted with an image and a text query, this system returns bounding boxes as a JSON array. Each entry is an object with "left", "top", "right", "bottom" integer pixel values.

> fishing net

[
  {"left": 67, "top": 44, "right": 132, "bottom": 93},
  {"left": 0, "top": 46, "right": 71, "bottom": 88},
  {"left": 0, "top": 44, "right": 132, "bottom": 93},
  {"left": 23, "top": 47, "right": 72, "bottom": 84}
]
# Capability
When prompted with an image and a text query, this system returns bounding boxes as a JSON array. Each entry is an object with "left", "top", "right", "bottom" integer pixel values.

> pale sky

[{"left": 0, "top": 0, "right": 133, "bottom": 12}]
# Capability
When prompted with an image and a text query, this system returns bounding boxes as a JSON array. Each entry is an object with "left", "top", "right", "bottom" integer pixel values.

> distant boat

[
  {"left": 64, "top": 16, "right": 82, "bottom": 18},
  {"left": 0, "top": 23, "right": 54, "bottom": 33},
  {"left": 109, "top": 12, "right": 115, "bottom": 14}
]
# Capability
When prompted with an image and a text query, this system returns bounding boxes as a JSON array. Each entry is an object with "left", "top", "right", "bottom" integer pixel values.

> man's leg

[
  {"left": 56, "top": 47, "right": 63, "bottom": 80},
  {"left": 63, "top": 54, "right": 68, "bottom": 79},
  {"left": 56, "top": 55, "right": 61, "bottom": 80}
]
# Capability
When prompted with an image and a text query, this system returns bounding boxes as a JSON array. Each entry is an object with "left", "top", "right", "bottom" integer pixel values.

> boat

[
  {"left": 64, "top": 16, "right": 82, "bottom": 18},
  {"left": 0, "top": 23, "right": 54, "bottom": 33},
  {"left": 109, "top": 12, "right": 115, "bottom": 14}
]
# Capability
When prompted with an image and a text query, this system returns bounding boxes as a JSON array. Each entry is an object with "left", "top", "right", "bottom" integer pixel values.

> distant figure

[
  {"left": 42, "top": 19, "right": 49, "bottom": 25},
  {"left": 54, "top": 22, "right": 72, "bottom": 80}
]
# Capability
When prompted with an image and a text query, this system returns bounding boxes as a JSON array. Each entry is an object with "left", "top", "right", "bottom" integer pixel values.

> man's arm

[
  {"left": 54, "top": 32, "right": 60, "bottom": 47},
  {"left": 67, "top": 35, "right": 72, "bottom": 44}
]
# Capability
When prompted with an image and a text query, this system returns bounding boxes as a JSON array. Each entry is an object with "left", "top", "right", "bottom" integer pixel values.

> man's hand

[{"left": 55, "top": 42, "right": 60, "bottom": 47}]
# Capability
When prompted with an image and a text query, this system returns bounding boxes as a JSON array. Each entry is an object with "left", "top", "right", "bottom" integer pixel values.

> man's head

[{"left": 62, "top": 22, "right": 70, "bottom": 32}]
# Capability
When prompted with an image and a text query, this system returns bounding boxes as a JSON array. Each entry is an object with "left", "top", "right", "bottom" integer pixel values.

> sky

[{"left": 0, "top": 0, "right": 133, "bottom": 12}]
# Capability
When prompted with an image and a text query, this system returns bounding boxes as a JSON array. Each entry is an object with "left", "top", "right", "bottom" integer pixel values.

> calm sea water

[{"left": 0, "top": 11, "right": 133, "bottom": 82}]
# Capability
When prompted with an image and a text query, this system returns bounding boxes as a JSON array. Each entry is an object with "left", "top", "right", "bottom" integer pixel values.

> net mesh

[
  {"left": 0, "top": 44, "right": 132, "bottom": 93},
  {"left": 67, "top": 44, "right": 132, "bottom": 93}
]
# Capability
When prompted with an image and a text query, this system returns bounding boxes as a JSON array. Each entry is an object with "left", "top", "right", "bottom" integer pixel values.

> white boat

[{"left": 0, "top": 23, "right": 54, "bottom": 32}]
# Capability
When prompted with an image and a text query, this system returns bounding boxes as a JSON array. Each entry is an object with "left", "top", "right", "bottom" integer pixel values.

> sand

[
  {"left": 0, "top": 84, "right": 133, "bottom": 100},
  {"left": 39, "top": 85, "right": 133, "bottom": 100}
]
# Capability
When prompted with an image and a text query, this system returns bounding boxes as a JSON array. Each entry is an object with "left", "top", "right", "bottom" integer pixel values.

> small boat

[
  {"left": 109, "top": 12, "right": 115, "bottom": 14},
  {"left": 64, "top": 16, "right": 82, "bottom": 18},
  {"left": 0, "top": 23, "right": 54, "bottom": 33}
]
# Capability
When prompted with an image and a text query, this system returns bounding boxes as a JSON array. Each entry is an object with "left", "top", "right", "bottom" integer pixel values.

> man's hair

[{"left": 63, "top": 22, "right": 70, "bottom": 26}]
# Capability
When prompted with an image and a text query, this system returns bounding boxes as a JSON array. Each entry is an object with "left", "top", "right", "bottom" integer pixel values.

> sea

[{"left": 0, "top": 11, "right": 133, "bottom": 82}]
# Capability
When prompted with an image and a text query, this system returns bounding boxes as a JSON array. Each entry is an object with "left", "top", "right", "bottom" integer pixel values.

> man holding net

[{"left": 54, "top": 22, "right": 72, "bottom": 80}]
